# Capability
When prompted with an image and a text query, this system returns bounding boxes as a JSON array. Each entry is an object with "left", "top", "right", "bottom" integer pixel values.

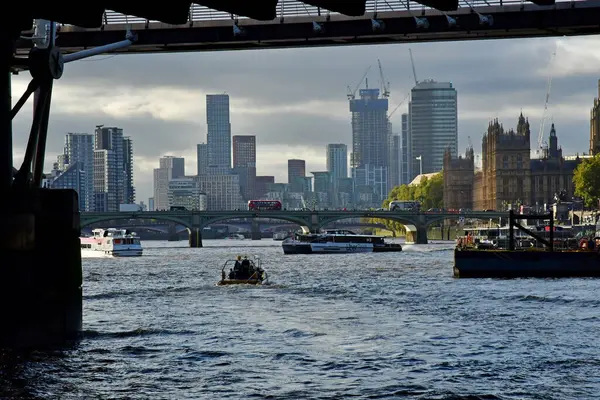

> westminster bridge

[{"left": 80, "top": 210, "right": 509, "bottom": 246}]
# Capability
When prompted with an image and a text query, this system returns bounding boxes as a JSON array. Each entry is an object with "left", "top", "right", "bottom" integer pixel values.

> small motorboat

[{"left": 217, "top": 256, "right": 268, "bottom": 285}]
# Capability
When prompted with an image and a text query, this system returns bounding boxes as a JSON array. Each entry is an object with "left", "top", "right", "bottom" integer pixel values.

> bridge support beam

[
  {"left": 189, "top": 227, "right": 202, "bottom": 248},
  {"left": 251, "top": 220, "right": 261, "bottom": 240},
  {"left": 406, "top": 225, "right": 428, "bottom": 245},
  {"left": 1, "top": 189, "right": 82, "bottom": 349}
]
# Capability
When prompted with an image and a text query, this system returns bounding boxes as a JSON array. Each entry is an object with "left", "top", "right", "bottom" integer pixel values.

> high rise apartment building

[
  {"left": 60, "top": 132, "right": 94, "bottom": 211},
  {"left": 153, "top": 156, "right": 185, "bottom": 210},
  {"left": 401, "top": 113, "right": 411, "bottom": 185},
  {"left": 206, "top": 94, "right": 231, "bottom": 174},
  {"left": 232, "top": 135, "right": 256, "bottom": 200},
  {"left": 409, "top": 80, "right": 457, "bottom": 180},
  {"left": 197, "top": 143, "right": 208, "bottom": 175},
  {"left": 326, "top": 144, "right": 348, "bottom": 180},
  {"left": 288, "top": 159, "right": 306, "bottom": 192},
  {"left": 94, "top": 126, "right": 125, "bottom": 211},
  {"left": 123, "top": 136, "right": 135, "bottom": 204}
]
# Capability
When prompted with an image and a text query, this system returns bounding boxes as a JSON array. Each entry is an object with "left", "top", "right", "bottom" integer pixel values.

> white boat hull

[
  {"left": 283, "top": 241, "right": 374, "bottom": 254},
  {"left": 81, "top": 248, "right": 143, "bottom": 258}
]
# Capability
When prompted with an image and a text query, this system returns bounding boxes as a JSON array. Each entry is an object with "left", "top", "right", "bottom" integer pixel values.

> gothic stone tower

[
  {"left": 443, "top": 146, "right": 475, "bottom": 210},
  {"left": 480, "top": 113, "right": 531, "bottom": 210}
]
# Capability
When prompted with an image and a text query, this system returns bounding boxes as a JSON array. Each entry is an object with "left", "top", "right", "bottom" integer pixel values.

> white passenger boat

[
  {"left": 282, "top": 229, "right": 402, "bottom": 254},
  {"left": 80, "top": 228, "right": 143, "bottom": 257}
]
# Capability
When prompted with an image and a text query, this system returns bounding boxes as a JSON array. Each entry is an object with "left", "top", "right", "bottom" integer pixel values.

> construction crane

[
  {"left": 377, "top": 59, "right": 390, "bottom": 98},
  {"left": 388, "top": 90, "right": 411, "bottom": 119},
  {"left": 408, "top": 48, "right": 418, "bottom": 86},
  {"left": 537, "top": 43, "right": 558, "bottom": 154},
  {"left": 347, "top": 65, "right": 371, "bottom": 100}
]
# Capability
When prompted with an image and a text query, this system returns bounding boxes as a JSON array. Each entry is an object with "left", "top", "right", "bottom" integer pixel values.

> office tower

[
  {"left": 350, "top": 86, "right": 389, "bottom": 202},
  {"left": 409, "top": 80, "right": 457, "bottom": 179},
  {"left": 206, "top": 94, "right": 231, "bottom": 174},
  {"left": 94, "top": 126, "right": 125, "bottom": 211},
  {"left": 232, "top": 135, "right": 256, "bottom": 200},
  {"left": 197, "top": 143, "right": 208, "bottom": 175},
  {"left": 153, "top": 156, "right": 185, "bottom": 210},
  {"left": 122, "top": 136, "right": 135, "bottom": 204}
]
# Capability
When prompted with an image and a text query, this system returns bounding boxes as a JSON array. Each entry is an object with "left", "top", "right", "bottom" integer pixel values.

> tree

[
  {"left": 573, "top": 154, "right": 600, "bottom": 208},
  {"left": 370, "top": 173, "right": 444, "bottom": 235}
]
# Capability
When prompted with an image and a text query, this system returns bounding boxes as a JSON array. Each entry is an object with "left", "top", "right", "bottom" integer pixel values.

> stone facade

[
  {"left": 443, "top": 114, "right": 581, "bottom": 211},
  {"left": 443, "top": 146, "right": 474, "bottom": 210}
]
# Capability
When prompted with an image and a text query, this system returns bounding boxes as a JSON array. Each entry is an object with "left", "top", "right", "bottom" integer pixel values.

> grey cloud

[
  {"left": 13, "top": 109, "right": 202, "bottom": 161},
  {"left": 9, "top": 36, "right": 597, "bottom": 202}
]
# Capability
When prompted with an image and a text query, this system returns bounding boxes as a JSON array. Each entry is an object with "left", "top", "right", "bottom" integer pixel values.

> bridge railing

[{"left": 97, "top": 1, "right": 572, "bottom": 26}]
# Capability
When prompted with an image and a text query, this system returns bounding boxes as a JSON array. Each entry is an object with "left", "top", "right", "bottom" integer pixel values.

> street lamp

[{"left": 415, "top": 155, "right": 423, "bottom": 176}]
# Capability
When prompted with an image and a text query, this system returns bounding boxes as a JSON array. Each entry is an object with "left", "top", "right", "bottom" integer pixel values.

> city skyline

[{"left": 9, "top": 35, "right": 600, "bottom": 202}]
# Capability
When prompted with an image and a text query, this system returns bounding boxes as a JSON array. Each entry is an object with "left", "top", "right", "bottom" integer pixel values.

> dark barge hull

[{"left": 454, "top": 248, "right": 600, "bottom": 278}]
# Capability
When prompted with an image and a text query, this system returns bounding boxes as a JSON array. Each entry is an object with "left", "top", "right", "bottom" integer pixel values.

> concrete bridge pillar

[
  {"left": 1, "top": 189, "right": 82, "bottom": 349},
  {"left": 189, "top": 227, "right": 203, "bottom": 248},
  {"left": 405, "top": 225, "right": 428, "bottom": 244},
  {"left": 167, "top": 223, "right": 179, "bottom": 242},
  {"left": 251, "top": 220, "right": 261, "bottom": 240}
]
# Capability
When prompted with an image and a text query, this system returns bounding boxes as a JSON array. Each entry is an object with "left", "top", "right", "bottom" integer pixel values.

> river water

[{"left": 2, "top": 239, "right": 600, "bottom": 399}]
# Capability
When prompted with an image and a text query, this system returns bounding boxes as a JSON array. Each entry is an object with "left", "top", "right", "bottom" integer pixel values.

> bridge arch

[
  {"left": 81, "top": 214, "right": 193, "bottom": 231},
  {"left": 200, "top": 214, "right": 310, "bottom": 229},
  {"left": 424, "top": 213, "right": 506, "bottom": 228}
]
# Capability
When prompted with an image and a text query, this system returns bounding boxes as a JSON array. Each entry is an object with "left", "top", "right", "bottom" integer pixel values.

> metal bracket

[{"left": 11, "top": 26, "right": 138, "bottom": 188}]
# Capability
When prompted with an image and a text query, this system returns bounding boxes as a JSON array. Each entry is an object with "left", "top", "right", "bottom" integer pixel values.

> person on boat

[
  {"left": 240, "top": 256, "right": 251, "bottom": 279},
  {"left": 230, "top": 256, "right": 242, "bottom": 279},
  {"left": 588, "top": 238, "right": 596, "bottom": 251},
  {"left": 579, "top": 237, "right": 589, "bottom": 251}
]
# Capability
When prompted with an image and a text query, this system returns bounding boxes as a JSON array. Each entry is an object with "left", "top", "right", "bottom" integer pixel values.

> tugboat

[{"left": 217, "top": 255, "right": 268, "bottom": 285}]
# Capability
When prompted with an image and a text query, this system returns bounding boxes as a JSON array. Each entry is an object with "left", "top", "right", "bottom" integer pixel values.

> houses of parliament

[{"left": 444, "top": 79, "right": 600, "bottom": 211}]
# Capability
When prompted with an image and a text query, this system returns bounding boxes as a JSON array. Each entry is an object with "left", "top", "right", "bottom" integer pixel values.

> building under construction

[{"left": 349, "top": 85, "right": 389, "bottom": 205}]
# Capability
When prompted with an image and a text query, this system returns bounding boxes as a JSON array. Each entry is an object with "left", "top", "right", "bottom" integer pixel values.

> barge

[{"left": 454, "top": 211, "right": 600, "bottom": 278}]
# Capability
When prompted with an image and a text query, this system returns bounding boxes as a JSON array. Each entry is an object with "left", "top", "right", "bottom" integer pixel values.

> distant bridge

[
  {"left": 85, "top": 219, "right": 389, "bottom": 234},
  {"left": 80, "top": 210, "right": 508, "bottom": 246},
  {"left": 14, "top": 1, "right": 600, "bottom": 55}
]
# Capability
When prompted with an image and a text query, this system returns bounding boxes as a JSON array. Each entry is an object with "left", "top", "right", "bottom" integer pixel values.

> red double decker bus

[{"left": 248, "top": 200, "right": 282, "bottom": 211}]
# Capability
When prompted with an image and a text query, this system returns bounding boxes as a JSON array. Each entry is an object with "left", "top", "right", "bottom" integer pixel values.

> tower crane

[
  {"left": 388, "top": 91, "right": 411, "bottom": 119},
  {"left": 347, "top": 65, "right": 371, "bottom": 100},
  {"left": 408, "top": 48, "right": 418, "bottom": 86},
  {"left": 377, "top": 59, "right": 390, "bottom": 98},
  {"left": 537, "top": 43, "right": 558, "bottom": 154}
]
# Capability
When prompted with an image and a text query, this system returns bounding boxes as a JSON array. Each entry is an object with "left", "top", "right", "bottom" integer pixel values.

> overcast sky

[{"left": 10, "top": 35, "right": 600, "bottom": 203}]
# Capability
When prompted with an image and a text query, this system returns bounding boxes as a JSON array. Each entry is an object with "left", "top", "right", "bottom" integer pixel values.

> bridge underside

[{"left": 14, "top": 2, "right": 599, "bottom": 55}]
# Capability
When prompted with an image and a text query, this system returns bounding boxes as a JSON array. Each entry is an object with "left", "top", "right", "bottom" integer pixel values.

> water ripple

[{"left": 2, "top": 240, "right": 600, "bottom": 399}]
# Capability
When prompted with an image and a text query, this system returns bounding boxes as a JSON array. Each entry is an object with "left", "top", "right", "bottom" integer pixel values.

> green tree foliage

[
  {"left": 573, "top": 154, "right": 600, "bottom": 208},
  {"left": 370, "top": 173, "right": 444, "bottom": 235}
]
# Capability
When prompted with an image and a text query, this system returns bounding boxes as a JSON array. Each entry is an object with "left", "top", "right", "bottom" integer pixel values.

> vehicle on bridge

[
  {"left": 80, "top": 228, "right": 143, "bottom": 257},
  {"left": 282, "top": 229, "right": 402, "bottom": 254},
  {"left": 248, "top": 200, "right": 282, "bottom": 211},
  {"left": 388, "top": 200, "right": 420, "bottom": 212},
  {"left": 218, "top": 256, "right": 268, "bottom": 286}
]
